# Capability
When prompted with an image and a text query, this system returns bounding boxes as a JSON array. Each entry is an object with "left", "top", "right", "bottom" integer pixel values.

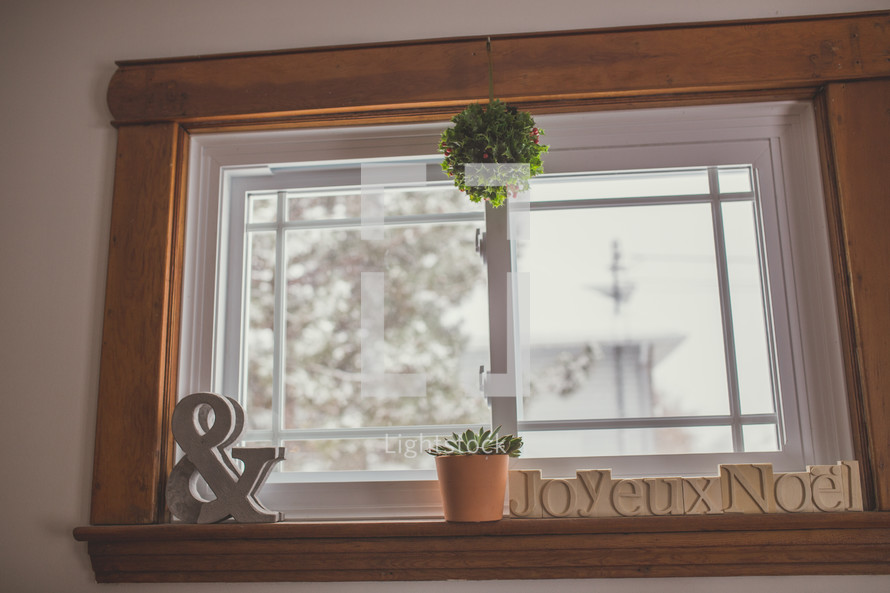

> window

[
  {"left": 78, "top": 12, "right": 890, "bottom": 582},
  {"left": 180, "top": 101, "right": 851, "bottom": 519},
  {"left": 504, "top": 101, "right": 853, "bottom": 479},
  {"left": 231, "top": 175, "right": 489, "bottom": 475},
  {"left": 512, "top": 168, "right": 786, "bottom": 462}
]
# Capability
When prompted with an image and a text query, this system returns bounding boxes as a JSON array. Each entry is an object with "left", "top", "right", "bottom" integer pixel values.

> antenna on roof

[{"left": 590, "top": 240, "right": 635, "bottom": 315}]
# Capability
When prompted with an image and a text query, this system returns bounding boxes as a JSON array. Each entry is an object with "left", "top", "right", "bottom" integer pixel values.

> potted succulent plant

[
  {"left": 439, "top": 99, "right": 548, "bottom": 207},
  {"left": 426, "top": 426, "right": 523, "bottom": 522}
]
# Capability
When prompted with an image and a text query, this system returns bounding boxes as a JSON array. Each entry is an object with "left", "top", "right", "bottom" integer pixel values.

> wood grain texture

[
  {"left": 490, "top": 13, "right": 889, "bottom": 99},
  {"left": 90, "top": 123, "right": 184, "bottom": 525},
  {"left": 107, "top": 38, "right": 489, "bottom": 124},
  {"left": 73, "top": 514, "right": 890, "bottom": 582},
  {"left": 814, "top": 92, "right": 875, "bottom": 510},
  {"left": 824, "top": 79, "right": 890, "bottom": 510},
  {"left": 106, "top": 12, "right": 890, "bottom": 125}
]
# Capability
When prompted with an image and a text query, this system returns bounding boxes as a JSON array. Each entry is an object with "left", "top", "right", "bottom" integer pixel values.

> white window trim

[{"left": 179, "top": 100, "right": 852, "bottom": 519}]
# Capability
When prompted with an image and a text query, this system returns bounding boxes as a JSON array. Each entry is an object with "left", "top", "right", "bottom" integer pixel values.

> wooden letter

[
  {"left": 509, "top": 470, "right": 543, "bottom": 518},
  {"left": 683, "top": 477, "right": 723, "bottom": 515},
  {"left": 721, "top": 464, "right": 776, "bottom": 514},
  {"left": 810, "top": 465, "right": 845, "bottom": 512},
  {"left": 611, "top": 479, "right": 646, "bottom": 516},
  {"left": 577, "top": 470, "right": 611, "bottom": 517},
  {"left": 645, "top": 478, "right": 684, "bottom": 516},
  {"left": 841, "top": 460, "right": 864, "bottom": 511},
  {"left": 541, "top": 479, "right": 577, "bottom": 517},
  {"left": 774, "top": 472, "right": 813, "bottom": 513}
]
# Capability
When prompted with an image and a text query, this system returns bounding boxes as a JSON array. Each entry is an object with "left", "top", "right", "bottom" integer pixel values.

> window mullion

[
  {"left": 247, "top": 211, "right": 484, "bottom": 231},
  {"left": 245, "top": 423, "right": 502, "bottom": 441},
  {"left": 272, "top": 191, "right": 287, "bottom": 447},
  {"left": 708, "top": 167, "right": 744, "bottom": 452},
  {"left": 236, "top": 205, "right": 252, "bottom": 414},
  {"left": 527, "top": 193, "right": 712, "bottom": 211},
  {"left": 484, "top": 201, "right": 519, "bottom": 436},
  {"left": 519, "top": 413, "right": 777, "bottom": 433}
]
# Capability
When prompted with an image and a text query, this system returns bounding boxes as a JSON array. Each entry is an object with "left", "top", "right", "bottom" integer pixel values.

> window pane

[
  {"left": 281, "top": 217, "right": 489, "bottom": 433},
  {"left": 385, "top": 186, "right": 485, "bottom": 217},
  {"left": 722, "top": 200, "right": 775, "bottom": 415},
  {"left": 287, "top": 190, "right": 362, "bottom": 221},
  {"left": 248, "top": 194, "right": 278, "bottom": 224},
  {"left": 520, "top": 425, "right": 734, "bottom": 457},
  {"left": 517, "top": 203, "right": 731, "bottom": 429},
  {"left": 530, "top": 169, "right": 710, "bottom": 202},
  {"left": 742, "top": 423, "right": 779, "bottom": 452},
  {"left": 717, "top": 167, "right": 753, "bottom": 194},
  {"left": 244, "top": 231, "right": 276, "bottom": 431},
  {"left": 285, "top": 185, "right": 484, "bottom": 221}
]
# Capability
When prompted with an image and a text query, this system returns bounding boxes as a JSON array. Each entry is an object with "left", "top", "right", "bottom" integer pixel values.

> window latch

[
  {"left": 478, "top": 365, "right": 491, "bottom": 407},
  {"left": 475, "top": 228, "right": 486, "bottom": 264}
]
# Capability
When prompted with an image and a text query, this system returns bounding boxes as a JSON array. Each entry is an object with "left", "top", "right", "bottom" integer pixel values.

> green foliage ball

[{"left": 439, "top": 100, "right": 549, "bottom": 207}]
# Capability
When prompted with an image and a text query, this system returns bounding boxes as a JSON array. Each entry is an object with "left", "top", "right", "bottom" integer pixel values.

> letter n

[{"left": 721, "top": 464, "right": 776, "bottom": 514}]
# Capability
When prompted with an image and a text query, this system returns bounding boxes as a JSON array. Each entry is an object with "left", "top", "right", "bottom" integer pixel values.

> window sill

[{"left": 74, "top": 512, "right": 890, "bottom": 582}]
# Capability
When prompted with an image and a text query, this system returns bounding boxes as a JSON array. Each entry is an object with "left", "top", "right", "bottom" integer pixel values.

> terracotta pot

[{"left": 434, "top": 454, "right": 509, "bottom": 522}]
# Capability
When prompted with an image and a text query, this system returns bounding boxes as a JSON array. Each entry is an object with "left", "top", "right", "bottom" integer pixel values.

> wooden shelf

[{"left": 74, "top": 513, "right": 890, "bottom": 582}]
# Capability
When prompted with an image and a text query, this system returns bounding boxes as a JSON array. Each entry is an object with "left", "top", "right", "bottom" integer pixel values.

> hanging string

[{"left": 486, "top": 37, "right": 494, "bottom": 104}]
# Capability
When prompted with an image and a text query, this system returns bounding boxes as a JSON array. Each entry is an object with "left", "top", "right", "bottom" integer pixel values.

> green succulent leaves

[
  {"left": 439, "top": 100, "right": 548, "bottom": 207},
  {"left": 426, "top": 426, "right": 523, "bottom": 458}
]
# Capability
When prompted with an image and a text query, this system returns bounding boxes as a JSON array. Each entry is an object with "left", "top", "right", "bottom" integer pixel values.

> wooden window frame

[{"left": 75, "top": 11, "right": 890, "bottom": 582}]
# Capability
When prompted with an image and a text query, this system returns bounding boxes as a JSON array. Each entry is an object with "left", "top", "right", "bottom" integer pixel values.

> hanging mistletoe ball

[{"left": 439, "top": 100, "right": 549, "bottom": 207}]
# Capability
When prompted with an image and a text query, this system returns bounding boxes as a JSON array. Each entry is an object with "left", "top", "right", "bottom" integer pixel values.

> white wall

[{"left": 2, "top": 1, "right": 889, "bottom": 591}]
